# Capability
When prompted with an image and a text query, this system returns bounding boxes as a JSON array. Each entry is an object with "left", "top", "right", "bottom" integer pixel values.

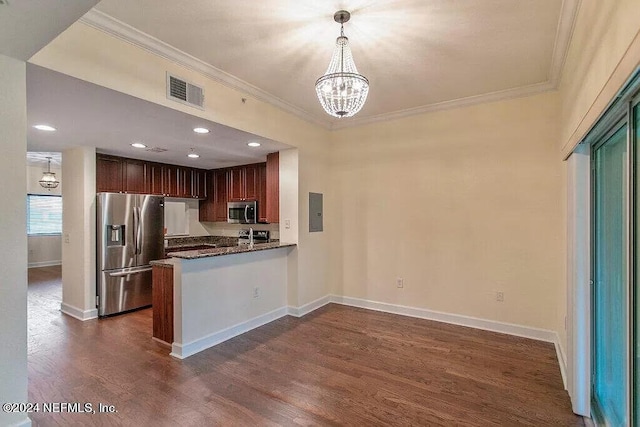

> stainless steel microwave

[{"left": 227, "top": 200, "right": 257, "bottom": 224}]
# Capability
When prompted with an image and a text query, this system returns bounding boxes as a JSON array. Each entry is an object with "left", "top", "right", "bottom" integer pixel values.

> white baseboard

[
  {"left": 330, "top": 295, "right": 557, "bottom": 342},
  {"left": 171, "top": 306, "right": 288, "bottom": 359},
  {"left": 554, "top": 333, "right": 568, "bottom": 390},
  {"left": 60, "top": 302, "right": 98, "bottom": 321},
  {"left": 28, "top": 260, "right": 61, "bottom": 268},
  {"left": 287, "top": 295, "right": 331, "bottom": 317}
]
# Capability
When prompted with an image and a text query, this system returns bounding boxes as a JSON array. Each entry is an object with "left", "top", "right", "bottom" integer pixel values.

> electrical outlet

[
  {"left": 496, "top": 291, "right": 504, "bottom": 302},
  {"left": 397, "top": 278, "right": 404, "bottom": 288},
  {"left": 253, "top": 287, "right": 260, "bottom": 298},
  {"left": 285, "top": 219, "right": 291, "bottom": 229}
]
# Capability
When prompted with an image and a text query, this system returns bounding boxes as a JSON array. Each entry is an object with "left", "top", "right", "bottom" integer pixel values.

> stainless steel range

[{"left": 238, "top": 229, "right": 270, "bottom": 245}]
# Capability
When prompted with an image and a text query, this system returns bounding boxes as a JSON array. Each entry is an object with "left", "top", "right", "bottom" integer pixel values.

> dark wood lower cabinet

[{"left": 152, "top": 265, "right": 173, "bottom": 344}]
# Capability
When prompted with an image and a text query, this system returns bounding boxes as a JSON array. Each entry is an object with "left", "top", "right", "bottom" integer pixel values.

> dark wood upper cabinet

[
  {"left": 214, "top": 168, "right": 228, "bottom": 222},
  {"left": 97, "top": 155, "right": 210, "bottom": 199},
  {"left": 200, "top": 160, "right": 276, "bottom": 223},
  {"left": 199, "top": 171, "right": 215, "bottom": 222},
  {"left": 228, "top": 167, "right": 244, "bottom": 201},
  {"left": 162, "top": 165, "right": 180, "bottom": 197},
  {"left": 257, "top": 163, "right": 267, "bottom": 223},
  {"left": 244, "top": 164, "right": 259, "bottom": 200},
  {"left": 228, "top": 163, "right": 263, "bottom": 202},
  {"left": 178, "top": 167, "right": 193, "bottom": 198},
  {"left": 96, "top": 154, "right": 124, "bottom": 193},
  {"left": 193, "top": 169, "right": 207, "bottom": 199},
  {"left": 266, "top": 152, "right": 279, "bottom": 223},
  {"left": 147, "top": 163, "right": 164, "bottom": 195},
  {"left": 123, "top": 159, "right": 146, "bottom": 194}
]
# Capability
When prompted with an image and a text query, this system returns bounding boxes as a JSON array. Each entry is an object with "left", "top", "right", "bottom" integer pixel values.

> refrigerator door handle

[
  {"left": 108, "top": 266, "right": 153, "bottom": 277},
  {"left": 134, "top": 206, "right": 142, "bottom": 255}
]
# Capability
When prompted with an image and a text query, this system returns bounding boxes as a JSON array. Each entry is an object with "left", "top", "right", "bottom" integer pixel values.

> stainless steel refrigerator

[{"left": 97, "top": 193, "right": 164, "bottom": 316}]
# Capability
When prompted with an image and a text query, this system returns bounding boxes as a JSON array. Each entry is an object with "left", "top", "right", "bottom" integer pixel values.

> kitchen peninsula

[{"left": 151, "top": 241, "right": 296, "bottom": 359}]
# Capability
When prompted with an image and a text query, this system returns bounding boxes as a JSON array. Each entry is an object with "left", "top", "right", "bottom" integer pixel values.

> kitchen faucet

[{"left": 249, "top": 227, "right": 254, "bottom": 246}]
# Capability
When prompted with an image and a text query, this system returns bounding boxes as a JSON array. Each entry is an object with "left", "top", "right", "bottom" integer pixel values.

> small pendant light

[{"left": 39, "top": 157, "right": 60, "bottom": 190}]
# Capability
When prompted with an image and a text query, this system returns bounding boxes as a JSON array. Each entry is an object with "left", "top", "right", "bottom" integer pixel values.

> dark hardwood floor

[{"left": 27, "top": 266, "right": 583, "bottom": 426}]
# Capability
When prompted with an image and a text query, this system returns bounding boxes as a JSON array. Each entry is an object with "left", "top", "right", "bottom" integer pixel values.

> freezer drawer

[{"left": 98, "top": 266, "right": 153, "bottom": 316}]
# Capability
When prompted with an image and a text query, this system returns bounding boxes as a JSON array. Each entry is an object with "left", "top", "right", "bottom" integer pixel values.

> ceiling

[
  {"left": 26, "top": 152, "right": 62, "bottom": 167},
  {"left": 27, "top": 64, "right": 291, "bottom": 169},
  {"left": 86, "top": 0, "right": 578, "bottom": 128},
  {"left": 25, "top": 1, "right": 578, "bottom": 166},
  {"left": 0, "top": 0, "right": 99, "bottom": 61}
]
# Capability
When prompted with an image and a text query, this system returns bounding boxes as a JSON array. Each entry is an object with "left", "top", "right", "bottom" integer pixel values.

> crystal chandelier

[
  {"left": 39, "top": 157, "right": 60, "bottom": 189},
  {"left": 315, "top": 10, "right": 369, "bottom": 118}
]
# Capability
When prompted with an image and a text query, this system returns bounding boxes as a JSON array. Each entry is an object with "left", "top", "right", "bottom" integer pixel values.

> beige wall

[
  {"left": 28, "top": 235, "right": 62, "bottom": 268},
  {"left": 0, "top": 53, "right": 29, "bottom": 427},
  {"left": 332, "top": 92, "right": 564, "bottom": 331},
  {"left": 61, "top": 146, "right": 97, "bottom": 319},
  {"left": 31, "top": 22, "right": 334, "bottom": 309},
  {"left": 560, "top": 0, "right": 640, "bottom": 157}
]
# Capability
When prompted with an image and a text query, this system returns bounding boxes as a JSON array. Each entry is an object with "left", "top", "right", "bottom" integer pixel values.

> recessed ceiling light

[
  {"left": 193, "top": 127, "right": 210, "bottom": 134},
  {"left": 131, "top": 142, "right": 147, "bottom": 149},
  {"left": 33, "top": 124, "right": 56, "bottom": 132},
  {"left": 188, "top": 152, "right": 200, "bottom": 159},
  {"left": 247, "top": 142, "right": 261, "bottom": 147}
]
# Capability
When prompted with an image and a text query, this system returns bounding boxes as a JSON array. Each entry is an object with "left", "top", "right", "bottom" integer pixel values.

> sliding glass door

[
  {"left": 635, "top": 101, "right": 640, "bottom": 426},
  {"left": 592, "top": 121, "right": 629, "bottom": 426}
]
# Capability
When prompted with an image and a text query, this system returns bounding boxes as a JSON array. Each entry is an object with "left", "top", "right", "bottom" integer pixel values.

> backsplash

[
  {"left": 164, "top": 235, "right": 238, "bottom": 249},
  {"left": 200, "top": 222, "right": 279, "bottom": 240}
]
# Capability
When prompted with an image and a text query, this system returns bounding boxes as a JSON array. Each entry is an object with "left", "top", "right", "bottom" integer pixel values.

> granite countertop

[
  {"left": 164, "top": 235, "right": 238, "bottom": 249},
  {"left": 165, "top": 242, "right": 296, "bottom": 260},
  {"left": 150, "top": 258, "right": 179, "bottom": 267}
]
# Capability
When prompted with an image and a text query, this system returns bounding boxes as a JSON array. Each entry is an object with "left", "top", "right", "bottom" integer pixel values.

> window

[{"left": 27, "top": 195, "right": 62, "bottom": 235}]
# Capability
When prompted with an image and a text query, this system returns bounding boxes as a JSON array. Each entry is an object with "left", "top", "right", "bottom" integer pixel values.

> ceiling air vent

[
  {"left": 166, "top": 73, "right": 204, "bottom": 109},
  {"left": 146, "top": 147, "right": 168, "bottom": 153}
]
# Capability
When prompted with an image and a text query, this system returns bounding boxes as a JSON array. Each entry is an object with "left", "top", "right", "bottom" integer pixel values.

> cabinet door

[
  {"left": 266, "top": 152, "right": 279, "bottom": 223},
  {"left": 162, "top": 165, "right": 180, "bottom": 197},
  {"left": 147, "top": 163, "right": 164, "bottom": 195},
  {"left": 179, "top": 167, "right": 194, "bottom": 198},
  {"left": 214, "top": 169, "right": 228, "bottom": 221},
  {"left": 123, "top": 159, "right": 146, "bottom": 194},
  {"left": 199, "top": 171, "right": 215, "bottom": 222},
  {"left": 244, "top": 164, "right": 259, "bottom": 200},
  {"left": 96, "top": 155, "right": 123, "bottom": 193},
  {"left": 257, "top": 163, "right": 267, "bottom": 222},
  {"left": 228, "top": 167, "right": 245, "bottom": 201},
  {"left": 193, "top": 169, "right": 207, "bottom": 199}
]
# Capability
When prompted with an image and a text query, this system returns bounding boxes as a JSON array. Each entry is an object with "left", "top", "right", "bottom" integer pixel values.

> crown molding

[
  {"left": 79, "top": 9, "right": 332, "bottom": 129},
  {"left": 80, "top": 5, "right": 580, "bottom": 132},
  {"left": 330, "top": 80, "right": 556, "bottom": 130},
  {"left": 549, "top": 0, "right": 581, "bottom": 87}
]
